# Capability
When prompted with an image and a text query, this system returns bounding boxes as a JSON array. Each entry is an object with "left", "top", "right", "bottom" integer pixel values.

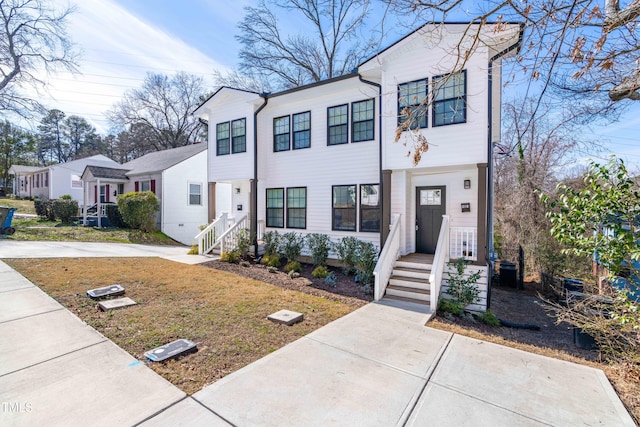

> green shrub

[
  {"left": 105, "top": 204, "right": 125, "bottom": 228},
  {"left": 355, "top": 241, "right": 378, "bottom": 286},
  {"left": 335, "top": 236, "right": 359, "bottom": 275},
  {"left": 479, "top": 309, "right": 500, "bottom": 327},
  {"left": 117, "top": 191, "right": 159, "bottom": 232},
  {"left": 438, "top": 298, "right": 464, "bottom": 316},
  {"left": 324, "top": 271, "right": 338, "bottom": 287},
  {"left": 59, "top": 194, "right": 72, "bottom": 200},
  {"left": 262, "top": 231, "right": 280, "bottom": 257},
  {"left": 312, "top": 265, "right": 330, "bottom": 278},
  {"left": 220, "top": 250, "right": 240, "bottom": 263},
  {"left": 187, "top": 245, "right": 198, "bottom": 255},
  {"left": 445, "top": 257, "right": 481, "bottom": 309},
  {"left": 260, "top": 254, "right": 281, "bottom": 268},
  {"left": 240, "top": 260, "right": 251, "bottom": 268},
  {"left": 52, "top": 198, "right": 78, "bottom": 224},
  {"left": 280, "top": 232, "right": 304, "bottom": 262},
  {"left": 235, "top": 228, "right": 251, "bottom": 257},
  {"left": 34, "top": 199, "right": 55, "bottom": 220},
  {"left": 284, "top": 260, "right": 302, "bottom": 273},
  {"left": 306, "top": 233, "right": 332, "bottom": 267}
]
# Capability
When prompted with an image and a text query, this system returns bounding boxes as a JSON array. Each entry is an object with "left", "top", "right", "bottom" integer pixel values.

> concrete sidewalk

[
  {"left": 0, "top": 256, "right": 635, "bottom": 426},
  {"left": 0, "top": 240, "right": 213, "bottom": 265}
]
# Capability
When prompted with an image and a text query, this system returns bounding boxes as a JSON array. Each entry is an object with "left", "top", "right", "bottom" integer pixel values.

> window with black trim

[
  {"left": 292, "top": 112, "right": 311, "bottom": 149},
  {"left": 360, "top": 184, "right": 380, "bottom": 232},
  {"left": 286, "top": 187, "right": 306, "bottom": 229},
  {"left": 231, "top": 118, "right": 246, "bottom": 153},
  {"left": 327, "top": 104, "right": 348, "bottom": 145},
  {"left": 266, "top": 188, "right": 284, "bottom": 228},
  {"left": 216, "top": 122, "right": 230, "bottom": 155},
  {"left": 352, "top": 99, "right": 374, "bottom": 142},
  {"left": 274, "top": 116, "right": 290, "bottom": 152},
  {"left": 332, "top": 185, "right": 356, "bottom": 231},
  {"left": 398, "top": 79, "right": 428, "bottom": 129},
  {"left": 433, "top": 70, "right": 466, "bottom": 126}
]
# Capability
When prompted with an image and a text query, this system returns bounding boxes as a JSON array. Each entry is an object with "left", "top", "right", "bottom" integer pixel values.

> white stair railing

[
  {"left": 219, "top": 214, "right": 248, "bottom": 254},
  {"left": 429, "top": 215, "right": 451, "bottom": 311},
  {"left": 196, "top": 212, "right": 228, "bottom": 255},
  {"left": 373, "top": 213, "right": 402, "bottom": 301}
]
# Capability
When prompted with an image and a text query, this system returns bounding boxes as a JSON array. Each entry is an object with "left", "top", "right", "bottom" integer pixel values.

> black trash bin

[
  {"left": 574, "top": 327, "right": 598, "bottom": 350},
  {"left": 500, "top": 261, "right": 517, "bottom": 288}
]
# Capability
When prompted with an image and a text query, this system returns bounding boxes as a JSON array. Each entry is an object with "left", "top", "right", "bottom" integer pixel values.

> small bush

[
  {"left": 267, "top": 266, "right": 278, "bottom": 273},
  {"left": 105, "top": 204, "right": 125, "bottom": 228},
  {"left": 34, "top": 199, "right": 55, "bottom": 220},
  {"left": 355, "top": 241, "right": 378, "bottom": 286},
  {"left": 479, "top": 309, "right": 500, "bottom": 327},
  {"left": 284, "top": 260, "right": 302, "bottom": 273},
  {"left": 59, "top": 194, "right": 72, "bottom": 200},
  {"left": 235, "top": 228, "right": 251, "bottom": 257},
  {"left": 312, "top": 265, "right": 330, "bottom": 278},
  {"left": 335, "top": 236, "right": 359, "bottom": 275},
  {"left": 52, "top": 198, "right": 78, "bottom": 224},
  {"left": 324, "top": 271, "right": 338, "bottom": 287},
  {"left": 288, "top": 270, "right": 300, "bottom": 279},
  {"left": 438, "top": 298, "right": 464, "bottom": 316},
  {"left": 280, "top": 232, "right": 304, "bottom": 262},
  {"left": 187, "top": 245, "right": 198, "bottom": 255},
  {"left": 117, "top": 191, "right": 159, "bottom": 232},
  {"left": 445, "top": 257, "right": 481, "bottom": 309},
  {"left": 262, "top": 231, "right": 280, "bottom": 257},
  {"left": 306, "top": 233, "right": 332, "bottom": 267},
  {"left": 240, "top": 260, "right": 251, "bottom": 268},
  {"left": 220, "top": 250, "right": 240, "bottom": 263},
  {"left": 260, "top": 254, "right": 281, "bottom": 268}
]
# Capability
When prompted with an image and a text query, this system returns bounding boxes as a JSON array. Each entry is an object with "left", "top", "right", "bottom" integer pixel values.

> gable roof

[
  {"left": 122, "top": 143, "right": 207, "bottom": 176},
  {"left": 8, "top": 165, "right": 41, "bottom": 174},
  {"left": 84, "top": 165, "right": 129, "bottom": 180}
]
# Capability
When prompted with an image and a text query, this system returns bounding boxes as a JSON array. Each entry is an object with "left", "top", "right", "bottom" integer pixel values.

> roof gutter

[
  {"left": 358, "top": 74, "right": 384, "bottom": 249},
  {"left": 252, "top": 94, "right": 269, "bottom": 257},
  {"left": 486, "top": 24, "right": 524, "bottom": 309}
]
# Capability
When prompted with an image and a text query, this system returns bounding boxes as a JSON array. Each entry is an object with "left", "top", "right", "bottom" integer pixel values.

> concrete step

[
  {"left": 392, "top": 266, "right": 431, "bottom": 280},
  {"left": 383, "top": 293, "right": 430, "bottom": 306},
  {"left": 386, "top": 284, "right": 430, "bottom": 301}
]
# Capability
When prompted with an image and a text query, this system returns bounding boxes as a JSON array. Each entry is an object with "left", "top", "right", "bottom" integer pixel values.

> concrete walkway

[{"left": 0, "top": 243, "right": 635, "bottom": 426}]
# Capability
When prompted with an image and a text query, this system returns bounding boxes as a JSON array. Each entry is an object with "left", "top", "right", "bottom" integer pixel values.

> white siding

[
  {"left": 256, "top": 78, "right": 380, "bottom": 244},
  {"left": 206, "top": 90, "right": 261, "bottom": 182},
  {"left": 161, "top": 151, "right": 208, "bottom": 245}
]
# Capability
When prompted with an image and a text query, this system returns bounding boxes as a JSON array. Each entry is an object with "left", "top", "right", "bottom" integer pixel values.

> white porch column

[{"left": 97, "top": 178, "right": 101, "bottom": 228}]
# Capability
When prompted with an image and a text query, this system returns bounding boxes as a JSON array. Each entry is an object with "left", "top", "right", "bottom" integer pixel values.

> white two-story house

[{"left": 194, "top": 22, "right": 523, "bottom": 313}]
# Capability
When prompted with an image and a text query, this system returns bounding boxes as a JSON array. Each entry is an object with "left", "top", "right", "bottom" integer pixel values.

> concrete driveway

[{"left": 0, "top": 242, "right": 635, "bottom": 426}]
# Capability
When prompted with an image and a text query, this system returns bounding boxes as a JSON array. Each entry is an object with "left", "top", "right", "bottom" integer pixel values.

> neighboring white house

[
  {"left": 81, "top": 144, "right": 227, "bottom": 245},
  {"left": 9, "top": 155, "right": 120, "bottom": 203},
  {"left": 194, "top": 22, "right": 523, "bottom": 312}
]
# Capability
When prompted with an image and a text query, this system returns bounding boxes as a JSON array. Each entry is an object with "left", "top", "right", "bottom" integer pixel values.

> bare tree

[
  {"left": 237, "top": 0, "right": 378, "bottom": 89},
  {"left": 108, "top": 72, "right": 207, "bottom": 151},
  {"left": 0, "top": 0, "right": 79, "bottom": 117}
]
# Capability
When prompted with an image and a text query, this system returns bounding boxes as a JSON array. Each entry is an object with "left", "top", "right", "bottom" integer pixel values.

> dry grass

[
  {"left": 6, "top": 257, "right": 357, "bottom": 395},
  {"left": 0, "top": 198, "right": 36, "bottom": 214}
]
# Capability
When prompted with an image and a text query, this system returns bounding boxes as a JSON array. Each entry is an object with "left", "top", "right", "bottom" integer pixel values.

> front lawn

[
  {"left": 6, "top": 257, "right": 362, "bottom": 394},
  {"left": 0, "top": 198, "right": 37, "bottom": 215}
]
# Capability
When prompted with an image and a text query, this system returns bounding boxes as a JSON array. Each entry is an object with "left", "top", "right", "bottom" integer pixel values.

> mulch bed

[{"left": 202, "top": 259, "right": 373, "bottom": 309}]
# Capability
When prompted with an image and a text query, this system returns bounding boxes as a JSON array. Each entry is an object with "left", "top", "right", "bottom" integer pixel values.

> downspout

[
  {"left": 252, "top": 94, "right": 269, "bottom": 257},
  {"left": 486, "top": 25, "right": 524, "bottom": 309},
  {"left": 358, "top": 74, "right": 384, "bottom": 249}
]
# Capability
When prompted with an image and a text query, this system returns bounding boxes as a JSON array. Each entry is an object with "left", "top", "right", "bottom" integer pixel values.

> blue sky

[{"left": 33, "top": 0, "right": 640, "bottom": 170}]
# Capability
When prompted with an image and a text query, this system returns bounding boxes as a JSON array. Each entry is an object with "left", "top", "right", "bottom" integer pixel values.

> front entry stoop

[{"left": 384, "top": 254, "right": 433, "bottom": 306}]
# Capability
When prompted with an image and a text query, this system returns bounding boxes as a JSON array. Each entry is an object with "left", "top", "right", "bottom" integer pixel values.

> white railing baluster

[
  {"left": 449, "top": 226, "right": 477, "bottom": 261},
  {"left": 373, "top": 213, "right": 402, "bottom": 301},
  {"left": 195, "top": 212, "right": 229, "bottom": 254}
]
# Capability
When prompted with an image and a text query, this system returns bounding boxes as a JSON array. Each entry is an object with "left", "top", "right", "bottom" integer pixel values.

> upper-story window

[
  {"left": 216, "top": 118, "right": 246, "bottom": 155},
  {"left": 433, "top": 70, "right": 466, "bottom": 126},
  {"left": 274, "top": 116, "right": 290, "bottom": 152},
  {"left": 292, "top": 112, "right": 311, "bottom": 149},
  {"left": 398, "top": 79, "right": 428, "bottom": 129},
  {"left": 327, "top": 104, "right": 348, "bottom": 145},
  {"left": 231, "top": 118, "right": 246, "bottom": 153},
  {"left": 216, "top": 122, "right": 230, "bottom": 156},
  {"left": 352, "top": 99, "right": 374, "bottom": 142}
]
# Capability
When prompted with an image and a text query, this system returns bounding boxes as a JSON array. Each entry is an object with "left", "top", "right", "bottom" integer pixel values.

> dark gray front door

[{"left": 416, "top": 186, "right": 446, "bottom": 254}]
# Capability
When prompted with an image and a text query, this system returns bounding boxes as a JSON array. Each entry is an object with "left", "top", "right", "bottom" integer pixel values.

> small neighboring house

[
  {"left": 194, "top": 22, "right": 523, "bottom": 314},
  {"left": 9, "top": 155, "right": 121, "bottom": 203},
  {"left": 81, "top": 144, "right": 219, "bottom": 245}
]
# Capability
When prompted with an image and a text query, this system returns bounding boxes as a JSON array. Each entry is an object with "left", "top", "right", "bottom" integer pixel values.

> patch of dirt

[{"left": 202, "top": 259, "right": 373, "bottom": 308}]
